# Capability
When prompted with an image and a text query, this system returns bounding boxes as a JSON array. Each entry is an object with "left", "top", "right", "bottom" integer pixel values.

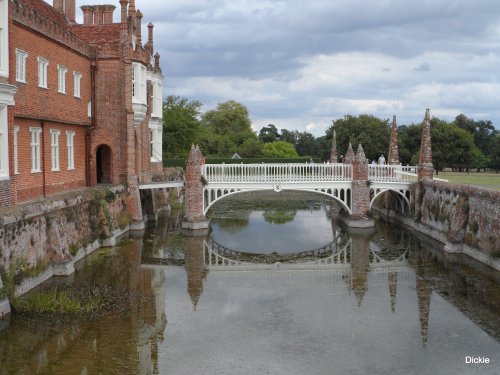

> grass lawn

[{"left": 436, "top": 171, "right": 500, "bottom": 190}]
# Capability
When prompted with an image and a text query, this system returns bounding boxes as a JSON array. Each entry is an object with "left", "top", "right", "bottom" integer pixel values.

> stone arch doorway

[{"left": 96, "top": 144, "right": 112, "bottom": 184}]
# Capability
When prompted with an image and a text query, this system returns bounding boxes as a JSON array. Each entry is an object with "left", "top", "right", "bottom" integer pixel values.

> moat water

[{"left": 0, "top": 191, "right": 499, "bottom": 374}]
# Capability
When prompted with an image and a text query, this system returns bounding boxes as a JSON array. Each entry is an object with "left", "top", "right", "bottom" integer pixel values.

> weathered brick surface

[
  {"left": 351, "top": 181, "right": 370, "bottom": 219},
  {"left": 388, "top": 115, "right": 399, "bottom": 165},
  {"left": 0, "top": 185, "right": 129, "bottom": 271},
  {"left": 0, "top": 181, "right": 11, "bottom": 209},
  {"left": 415, "top": 179, "right": 500, "bottom": 255},
  {"left": 418, "top": 109, "right": 433, "bottom": 180},
  {"left": 184, "top": 145, "right": 206, "bottom": 222}
]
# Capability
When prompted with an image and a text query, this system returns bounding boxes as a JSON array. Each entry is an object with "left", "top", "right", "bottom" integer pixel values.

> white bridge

[{"left": 201, "top": 163, "right": 417, "bottom": 215}]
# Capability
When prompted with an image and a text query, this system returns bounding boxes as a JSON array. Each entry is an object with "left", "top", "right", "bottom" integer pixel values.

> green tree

[
  {"left": 490, "top": 134, "right": 500, "bottom": 172},
  {"left": 258, "top": 124, "right": 280, "bottom": 143},
  {"left": 430, "top": 118, "right": 477, "bottom": 172},
  {"left": 262, "top": 141, "right": 299, "bottom": 158},
  {"left": 237, "top": 138, "right": 264, "bottom": 158},
  {"left": 326, "top": 115, "right": 390, "bottom": 162},
  {"left": 295, "top": 131, "right": 318, "bottom": 157},
  {"left": 454, "top": 114, "right": 497, "bottom": 170},
  {"left": 398, "top": 123, "right": 424, "bottom": 165},
  {"left": 279, "top": 129, "right": 299, "bottom": 146},
  {"left": 201, "top": 101, "right": 256, "bottom": 155},
  {"left": 162, "top": 95, "right": 202, "bottom": 158}
]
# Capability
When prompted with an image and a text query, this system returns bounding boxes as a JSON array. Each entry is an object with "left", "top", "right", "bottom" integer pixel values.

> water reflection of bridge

[{"left": 203, "top": 235, "right": 413, "bottom": 292}]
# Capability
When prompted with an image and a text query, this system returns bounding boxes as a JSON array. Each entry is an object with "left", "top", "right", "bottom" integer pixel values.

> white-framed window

[
  {"left": 13, "top": 126, "right": 19, "bottom": 174},
  {"left": 73, "top": 72, "right": 82, "bottom": 98},
  {"left": 132, "top": 62, "right": 147, "bottom": 104},
  {"left": 16, "top": 49, "right": 28, "bottom": 83},
  {"left": 150, "top": 129, "right": 154, "bottom": 159},
  {"left": 58, "top": 65, "right": 67, "bottom": 94},
  {"left": 0, "top": 105, "right": 9, "bottom": 178},
  {"left": 50, "top": 129, "right": 60, "bottom": 171},
  {"left": 156, "top": 127, "right": 162, "bottom": 161},
  {"left": 66, "top": 131, "right": 75, "bottom": 170},
  {"left": 38, "top": 57, "right": 49, "bottom": 88},
  {"left": 30, "top": 127, "right": 42, "bottom": 173},
  {"left": 152, "top": 80, "right": 163, "bottom": 118},
  {"left": 0, "top": 0, "right": 8, "bottom": 77},
  {"left": 149, "top": 122, "right": 163, "bottom": 162}
]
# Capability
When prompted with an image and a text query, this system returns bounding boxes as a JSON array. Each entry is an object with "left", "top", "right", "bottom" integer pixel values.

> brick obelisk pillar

[
  {"left": 330, "top": 130, "right": 338, "bottom": 163},
  {"left": 351, "top": 144, "right": 371, "bottom": 220},
  {"left": 417, "top": 109, "right": 434, "bottom": 180},
  {"left": 182, "top": 145, "right": 210, "bottom": 230},
  {"left": 388, "top": 115, "right": 400, "bottom": 165}
]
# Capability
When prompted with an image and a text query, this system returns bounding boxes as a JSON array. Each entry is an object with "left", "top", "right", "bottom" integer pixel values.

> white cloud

[{"left": 60, "top": 0, "right": 500, "bottom": 135}]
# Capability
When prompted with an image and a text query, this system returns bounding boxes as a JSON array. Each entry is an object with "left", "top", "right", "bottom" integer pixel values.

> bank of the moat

[{"left": 0, "top": 192, "right": 498, "bottom": 374}]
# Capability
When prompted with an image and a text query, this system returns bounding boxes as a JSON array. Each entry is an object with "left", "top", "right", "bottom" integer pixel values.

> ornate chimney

[
  {"left": 120, "top": 0, "right": 128, "bottom": 24},
  {"left": 136, "top": 10, "right": 143, "bottom": 45},
  {"left": 81, "top": 5, "right": 93, "bottom": 25}
]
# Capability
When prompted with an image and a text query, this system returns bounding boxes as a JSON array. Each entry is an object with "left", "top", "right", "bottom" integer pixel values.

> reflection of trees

[
  {"left": 263, "top": 209, "right": 296, "bottom": 224},
  {"left": 214, "top": 217, "right": 249, "bottom": 233}
]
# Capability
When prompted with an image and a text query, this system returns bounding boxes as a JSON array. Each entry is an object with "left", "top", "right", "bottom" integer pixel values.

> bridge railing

[
  {"left": 368, "top": 165, "right": 418, "bottom": 183},
  {"left": 202, "top": 163, "right": 353, "bottom": 183}
]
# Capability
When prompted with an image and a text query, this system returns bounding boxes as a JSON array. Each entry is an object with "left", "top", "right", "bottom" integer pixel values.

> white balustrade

[
  {"left": 368, "top": 164, "right": 417, "bottom": 183},
  {"left": 202, "top": 163, "right": 353, "bottom": 183},
  {"left": 202, "top": 163, "right": 417, "bottom": 185}
]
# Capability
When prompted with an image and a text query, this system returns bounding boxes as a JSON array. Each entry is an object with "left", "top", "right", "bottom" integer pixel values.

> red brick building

[{"left": 1, "top": 0, "right": 163, "bottom": 208}]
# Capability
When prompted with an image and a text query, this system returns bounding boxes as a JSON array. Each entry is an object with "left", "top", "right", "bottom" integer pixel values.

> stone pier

[{"left": 182, "top": 145, "right": 210, "bottom": 230}]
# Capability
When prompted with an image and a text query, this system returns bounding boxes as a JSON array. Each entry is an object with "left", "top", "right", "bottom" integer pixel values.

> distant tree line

[{"left": 163, "top": 95, "right": 500, "bottom": 171}]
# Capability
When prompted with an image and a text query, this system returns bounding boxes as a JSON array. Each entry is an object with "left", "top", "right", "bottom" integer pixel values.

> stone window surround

[
  {"left": 73, "top": 71, "right": 82, "bottom": 98},
  {"left": 15, "top": 49, "right": 28, "bottom": 83},
  {"left": 13, "top": 125, "right": 19, "bottom": 174},
  {"left": 30, "top": 127, "right": 42, "bottom": 173},
  {"left": 38, "top": 57, "right": 49, "bottom": 89},
  {"left": 66, "top": 130, "right": 75, "bottom": 170},
  {"left": 50, "top": 129, "right": 60, "bottom": 171},
  {"left": 58, "top": 65, "right": 67, "bottom": 94}
]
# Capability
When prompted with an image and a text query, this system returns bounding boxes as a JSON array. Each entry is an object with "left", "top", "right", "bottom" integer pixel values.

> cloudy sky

[{"left": 67, "top": 0, "right": 500, "bottom": 136}]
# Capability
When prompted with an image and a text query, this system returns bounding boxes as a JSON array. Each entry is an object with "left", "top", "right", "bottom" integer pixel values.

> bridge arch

[
  {"left": 203, "top": 187, "right": 352, "bottom": 215},
  {"left": 369, "top": 188, "right": 411, "bottom": 213}
]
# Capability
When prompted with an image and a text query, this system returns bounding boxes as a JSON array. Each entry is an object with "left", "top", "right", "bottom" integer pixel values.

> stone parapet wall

[
  {"left": 0, "top": 185, "right": 140, "bottom": 286},
  {"left": 416, "top": 180, "right": 500, "bottom": 256},
  {"left": 376, "top": 179, "right": 500, "bottom": 270}
]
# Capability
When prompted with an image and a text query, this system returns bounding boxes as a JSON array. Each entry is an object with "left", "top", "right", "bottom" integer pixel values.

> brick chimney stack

[
  {"left": 154, "top": 52, "right": 161, "bottom": 71},
  {"left": 147, "top": 22, "right": 154, "bottom": 50},
  {"left": 102, "top": 5, "right": 116, "bottom": 24},
  {"left": 54, "top": 0, "right": 76, "bottom": 23},
  {"left": 81, "top": 5, "right": 93, "bottom": 25},
  {"left": 80, "top": 5, "right": 116, "bottom": 25},
  {"left": 120, "top": 0, "right": 128, "bottom": 24},
  {"left": 136, "top": 10, "right": 143, "bottom": 45},
  {"left": 128, "top": 0, "right": 136, "bottom": 16},
  {"left": 94, "top": 6, "right": 103, "bottom": 24}
]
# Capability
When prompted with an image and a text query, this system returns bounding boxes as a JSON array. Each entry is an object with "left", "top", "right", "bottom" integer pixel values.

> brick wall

[
  {"left": 0, "top": 180, "right": 11, "bottom": 208},
  {"left": 10, "top": 24, "right": 92, "bottom": 123},
  {"left": 415, "top": 180, "right": 500, "bottom": 256},
  {"left": 9, "top": 15, "right": 91, "bottom": 203},
  {"left": 10, "top": 119, "right": 87, "bottom": 203}
]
